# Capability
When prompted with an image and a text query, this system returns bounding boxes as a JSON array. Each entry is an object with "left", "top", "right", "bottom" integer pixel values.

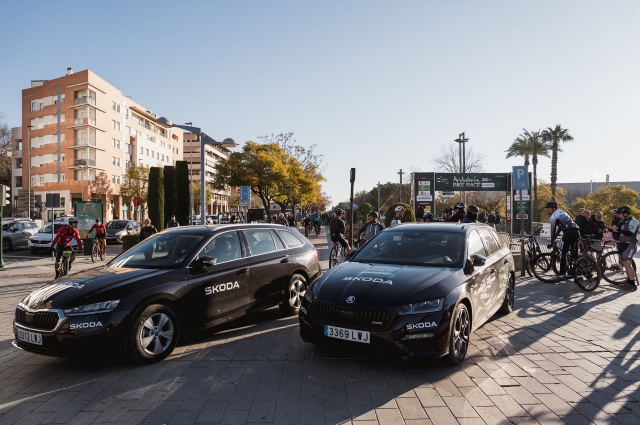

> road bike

[
  {"left": 531, "top": 238, "right": 601, "bottom": 291},
  {"left": 314, "top": 221, "right": 321, "bottom": 236},
  {"left": 54, "top": 248, "right": 74, "bottom": 279},
  {"left": 91, "top": 237, "right": 104, "bottom": 263},
  {"left": 329, "top": 242, "right": 346, "bottom": 269},
  {"left": 304, "top": 223, "right": 311, "bottom": 238},
  {"left": 517, "top": 235, "right": 544, "bottom": 278}
]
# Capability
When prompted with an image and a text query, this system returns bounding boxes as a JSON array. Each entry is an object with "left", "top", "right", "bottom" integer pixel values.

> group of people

[{"left": 546, "top": 202, "right": 638, "bottom": 290}]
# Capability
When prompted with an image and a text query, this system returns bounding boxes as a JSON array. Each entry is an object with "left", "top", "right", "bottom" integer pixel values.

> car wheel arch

[{"left": 282, "top": 269, "right": 311, "bottom": 295}]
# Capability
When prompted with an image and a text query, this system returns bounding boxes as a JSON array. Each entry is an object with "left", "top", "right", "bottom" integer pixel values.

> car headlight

[
  {"left": 304, "top": 280, "right": 321, "bottom": 303},
  {"left": 64, "top": 300, "right": 120, "bottom": 316},
  {"left": 394, "top": 298, "right": 443, "bottom": 315}
]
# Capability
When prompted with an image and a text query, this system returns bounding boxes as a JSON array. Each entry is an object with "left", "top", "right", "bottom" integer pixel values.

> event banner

[
  {"left": 411, "top": 173, "right": 435, "bottom": 209},
  {"left": 434, "top": 173, "right": 509, "bottom": 191}
]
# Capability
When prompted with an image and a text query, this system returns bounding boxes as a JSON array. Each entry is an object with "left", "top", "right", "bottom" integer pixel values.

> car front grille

[
  {"left": 15, "top": 307, "right": 59, "bottom": 331},
  {"left": 313, "top": 301, "right": 395, "bottom": 330}
]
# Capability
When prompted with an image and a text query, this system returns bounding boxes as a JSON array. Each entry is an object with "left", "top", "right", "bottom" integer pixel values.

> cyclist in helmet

[
  {"left": 50, "top": 217, "right": 83, "bottom": 276},
  {"left": 277, "top": 212, "right": 288, "bottom": 226},
  {"left": 89, "top": 218, "right": 107, "bottom": 256},
  {"left": 442, "top": 207, "right": 453, "bottom": 221},
  {"left": 462, "top": 204, "right": 479, "bottom": 223},
  {"left": 390, "top": 205, "right": 405, "bottom": 226},
  {"left": 546, "top": 201, "right": 580, "bottom": 281},
  {"left": 358, "top": 211, "right": 384, "bottom": 242},
  {"left": 329, "top": 208, "right": 351, "bottom": 256},
  {"left": 424, "top": 211, "right": 434, "bottom": 223},
  {"left": 448, "top": 203, "right": 465, "bottom": 222},
  {"left": 611, "top": 205, "right": 638, "bottom": 290}
]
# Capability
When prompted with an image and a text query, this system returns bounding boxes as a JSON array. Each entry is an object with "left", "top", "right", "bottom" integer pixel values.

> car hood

[
  {"left": 21, "top": 267, "right": 173, "bottom": 310},
  {"left": 314, "top": 262, "right": 462, "bottom": 308}
]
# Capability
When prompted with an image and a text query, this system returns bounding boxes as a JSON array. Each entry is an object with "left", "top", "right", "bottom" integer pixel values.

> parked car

[
  {"left": 105, "top": 220, "right": 140, "bottom": 243},
  {"left": 206, "top": 215, "right": 218, "bottom": 225},
  {"left": 299, "top": 223, "right": 515, "bottom": 364},
  {"left": 2, "top": 219, "right": 39, "bottom": 251},
  {"left": 14, "top": 224, "right": 321, "bottom": 364},
  {"left": 28, "top": 218, "right": 79, "bottom": 253}
]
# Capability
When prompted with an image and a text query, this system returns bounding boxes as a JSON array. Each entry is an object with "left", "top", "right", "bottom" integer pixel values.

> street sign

[
  {"left": 434, "top": 173, "right": 509, "bottom": 191},
  {"left": 442, "top": 191, "right": 455, "bottom": 198},
  {"left": 512, "top": 166, "right": 530, "bottom": 190},
  {"left": 239, "top": 186, "right": 251, "bottom": 207},
  {"left": 133, "top": 196, "right": 143, "bottom": 206}
]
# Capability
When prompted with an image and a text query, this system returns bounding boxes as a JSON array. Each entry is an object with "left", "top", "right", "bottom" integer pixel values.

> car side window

[
  {"left": 200, "top": 232, "right": 242, "bottom": 264},
  {"left": 243, "top": 229, "right": 277, "bottom": 256},
  {"left": 478, "top": 228, "right": 500, "bottom": 256},
  {"left": 270, "top": 230, "right": 286, "bottom": 250},
  {"left": 278, "top": 230, "right": 304, "bottom": 248},
  {"left": 468, "top": 230, "right": 487, "bottom": 257}
]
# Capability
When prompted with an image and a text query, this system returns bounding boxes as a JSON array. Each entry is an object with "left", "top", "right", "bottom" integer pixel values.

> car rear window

[{"left": 278, "top": 230, "right": 304, "bottom": 248}]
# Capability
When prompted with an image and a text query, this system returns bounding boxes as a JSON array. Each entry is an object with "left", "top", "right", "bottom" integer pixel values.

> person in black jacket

[
  {"left": 588, "top": 211, "right": 606, "bottom": 258},
  {"left": 139, "top": 219, "right": 157, "bottom": 241},
  {"left": 575, "top": 209, "right": 591, "bottom": 237},
  {"left": 448, "top": 203, "right": 465, "bottom": 222},
  {"left": 166, "top": 215, "right": 180, "bottom": 228},
  {"left": 462, "top": 205, "right": 479, "bottom": 223},
  {"left": 415, "top": 205, "right": 425, "bottom": 223}
]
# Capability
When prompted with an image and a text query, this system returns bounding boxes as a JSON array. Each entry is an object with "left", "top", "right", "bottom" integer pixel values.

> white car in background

[{"left": 28, "top": 218, "right": 78, "bottom": 254}]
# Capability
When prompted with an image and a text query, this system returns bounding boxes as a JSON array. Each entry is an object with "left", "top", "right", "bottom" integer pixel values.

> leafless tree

[
  {"left": 89, "top": 172, "right": 114, "bottom": 200},
  {"left": 431, "top": 143, "right": 486, "bottom": 173},
  {"left": 0, "top": 113, "right": 12, "bottom": 178}
]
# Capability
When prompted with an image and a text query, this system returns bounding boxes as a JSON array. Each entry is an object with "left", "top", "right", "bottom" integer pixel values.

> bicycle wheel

[
  {"left": 62, "top": 257, "right": 69, "bottom": 277},
  {"left": 531, "top": 253, "right": 559, "bottom": 283},
  {"left": 329, "top": 246, "right": 339, "bottom": 269},
  {"left": 573, "top": 255, "right": 601, "bottom": 291},
  {"left": 525, "top": 251, "right": 534, "bottom": 278},
  {"left": 91, "top": 243, "right": 98, "bottom": 263},
  {"left": 99, "top": 243, "right": 104, "bottom": 261},
  {"left": 304, "top": 226, "right": 309, "bottom": 238},
  {"left": 599, "top": 251, "right": 630, "bottom": 284}
]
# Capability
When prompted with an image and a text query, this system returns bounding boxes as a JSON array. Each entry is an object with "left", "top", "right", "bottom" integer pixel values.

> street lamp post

[
  {"left": 26, "top": 125, "right": 33, "bottom": 219},
  {"left": 184, "top": 122, "right": 193, "bottom": 224},
  {"left": 454, "top": 132, "right": 470, "bottom": 203},
  {"left": 80, "top": 164, "right": 85, "bottom": 202}
]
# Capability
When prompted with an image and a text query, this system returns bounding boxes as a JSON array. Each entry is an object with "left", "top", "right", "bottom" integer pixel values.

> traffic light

[{"left": 1, "top": 184, "right": 9, "bottom": 206}]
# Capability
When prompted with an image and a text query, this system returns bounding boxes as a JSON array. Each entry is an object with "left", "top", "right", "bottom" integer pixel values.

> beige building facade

[{"left": 21, "top": 68, "right": 183, "bottom": 221}]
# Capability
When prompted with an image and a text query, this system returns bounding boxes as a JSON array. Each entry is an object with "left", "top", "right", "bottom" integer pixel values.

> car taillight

[{"left": 314, "top": 249, "right": 318, "bottom": 259}]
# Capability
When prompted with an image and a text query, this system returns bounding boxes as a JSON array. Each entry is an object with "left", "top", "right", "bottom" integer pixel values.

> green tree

[
  {"left": 0, "top": 113, "right": 12, "bottom": 179},
  {"left": 569, "top": 185, "right": 640, "bottom": 224},
  {"left": 120, "top": 165, "right": 150, "bottom": 202},
  {"left": 506, "top": 129, "right": 550, "bottom": 221},
  {"left": 358, "top": 202, "right": 373, "bottom": 218},
  {"left": 175, "top": 161, "right": 190, "bottom": 226},
  {"left": 535, "top": 182, "right": 567, "bottom": 221},
  {"left": 192, "top": 183, "right": 212, "bottom": 214},
  {"left": 542, "top": 124, "right": 573, "bottom": 201},
  {"left": 163, "top": 165, "right": 176, "bottom": 222},
  {"left": 384, "top": 203, "right": 415, "bottom": 227},
  {"left": 366, "top": 182, "right": 411, "bottom": 211},
  {"left": 148, "top": 167, "right": 164, "bottom": 230}
]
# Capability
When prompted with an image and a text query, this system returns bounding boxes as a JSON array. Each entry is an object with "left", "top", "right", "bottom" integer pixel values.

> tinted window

[
  {"left": 478, "top": 228, "right": 500, "bottom": 255},
  {"left": 109, "top": 233, "right": 204, "bottom": 269},
  {"left": 270, "top": 230, "right": 286, "bottom": 250},
  {"left": 107, "top": 221, "right": 127, "bottom": 229},
  {"left": 468, "top": 230, "right": 487, "bottom": 257},
  {"left": 278, "top": 230, "right": 304, "bottom": 248},
  {"left": 352, "top": 230, "right": 464, "bottom": 267},
  {"left": 200, "top": 232, "right": 242, "bottom": 264},
  {"left": 243, "top": 229, "right": 277, "bottom": 255}
]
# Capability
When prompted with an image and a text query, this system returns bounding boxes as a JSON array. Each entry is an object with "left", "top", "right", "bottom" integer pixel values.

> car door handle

[
  {"left": 237, "top": 268, "right": 249, "bottom": 275},
  {"left": 490, "top": 269, "right": 496, "bottom": 274},
  {"left": 280, "top": 258, "right": 290, "bottom": 263}
]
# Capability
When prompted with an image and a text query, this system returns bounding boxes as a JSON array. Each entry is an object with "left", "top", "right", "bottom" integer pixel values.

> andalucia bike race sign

[{"left": 434, "top": 173, "right": 509, "bottom": 192}]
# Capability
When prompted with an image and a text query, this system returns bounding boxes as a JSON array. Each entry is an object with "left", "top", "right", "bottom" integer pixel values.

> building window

[
  {"left": 112, "top": 120, "right": 121, "bottom": 130},
  {"left": 15, "top": 176, "right": 22, "bottom": 187},
  {"left": 39, "top": 176, "right": 44, "bottom": 184},
  {"left": 39, "top": 102, "right": 44, "bottom": 110},
  {"left": 112, "top": 138, "right": 121, "bottom": 148},
  {"left": 112, "top": 157, "right": 121, "bottom": 166},
  {"left": 60, "top": 197, "right": 65, "bottom": 207},
  {"left": 31, "top": 101, "right": 36, "bottom": 112},
  {"left": 112, "top": 102, "right": 121, "bottom": 112},
  {"left": 140, "top": 146, "right": 143, "bottom": 154},
  {"left": 139, "top": 159, "right": 143, "bottom": 165},
  {"left": 32, "top": 177, "right": 36, "bottom": 186},
  {"left": 161, "top": 154, "right": 164, "bottom": 161}
]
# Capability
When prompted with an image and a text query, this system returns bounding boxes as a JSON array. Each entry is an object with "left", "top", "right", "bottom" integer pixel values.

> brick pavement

[{"left": 0, "top": 229, "right": 638, "bottom": 424}]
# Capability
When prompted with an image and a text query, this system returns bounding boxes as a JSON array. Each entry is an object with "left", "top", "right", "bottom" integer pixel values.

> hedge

[
  {"left": 163, "top": 165, "right": 176, "bottom": 224},
  {"left": 121, "top": 234, "right": 139, "bottom": 252},
  {"left": 175, "top": 161, "right": 190, "bottom": 226},
  {"left": 148, "top": 167, "right": 164, "bottom": 230},
  {"left": 384, "top": 202, "right": 415, "bottom": 227}
]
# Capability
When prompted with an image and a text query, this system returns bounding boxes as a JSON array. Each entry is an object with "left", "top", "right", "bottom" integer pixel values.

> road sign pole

[
  {"left": 520, "top": 189, "right": 525, "bottom": 277},
  {"left": 0, "top": 206, "right": 4, "bottom": 268}
]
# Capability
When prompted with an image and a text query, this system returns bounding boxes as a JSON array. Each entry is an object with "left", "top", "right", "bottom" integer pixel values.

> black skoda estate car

[
  {"left": 14, "top": 224, "right": 320, "bottom": 364},
  {"left": 299, "top": 223, "right": 515, "bottom": 364}
]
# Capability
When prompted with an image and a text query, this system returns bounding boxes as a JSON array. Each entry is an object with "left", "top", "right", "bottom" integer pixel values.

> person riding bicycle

[
  {"left": 611, "top": 205, "right": 638, "bottom": 290},
  {"left": 424, "top": 211, "right": 434, "bottom": 223},
  {"left": 358, "top": 211, "right": 384, "bottom": 243},
  {"left": 329, "top": 208, "right": 351, "bottom": 256},
  {"left": 277, "top": 213, "right": 288, "bottom": 226},
  {"left": 89, "top": 218, "right": 107, "bottom": 255},
  {"left": 313, "top": 212, "right": 321, "bottom": 233},
  {"left": 462, "top": 204, "right": 479, "bottom": 223},
  {"left": 390, "top": 205, "right": 405, "bottom": 226},
  {"left": 448, "top": 203, "right": 465, "bottom": 222},
  {"left": 546, "top": 201, "right": 580, "bottom": 281},
  {"left": 302, "top": 214, "right": 312, "bottom": 232},
  {"left": 51, "top": 217, "right": 83, "bottom": 275},
  {"left": 442, "top": 207, "right": 453, "bottom": 221}
]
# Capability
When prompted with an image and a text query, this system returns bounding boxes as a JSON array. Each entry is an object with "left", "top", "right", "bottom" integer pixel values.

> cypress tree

[
  {"left": 148, "top": 167, "right": 164, "bottom": 230},
  {"left": 163, "top": 165, "right": 176, "bottom": 224},
  {"left": 175, "top": 161, "right": 190, "bottom": 226}
]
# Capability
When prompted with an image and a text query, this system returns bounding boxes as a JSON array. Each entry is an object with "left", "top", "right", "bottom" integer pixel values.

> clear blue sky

[{"left": 2, "top": 1, "right": 639, "bottom": 205}]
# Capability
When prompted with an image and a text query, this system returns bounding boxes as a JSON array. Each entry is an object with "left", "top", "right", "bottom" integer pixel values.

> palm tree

[
  {"left": 505, "top": 129, "right": 550, "bottom": 221},
  {"left": 542, "top": 124, "right": 573, "bottom": 201}
]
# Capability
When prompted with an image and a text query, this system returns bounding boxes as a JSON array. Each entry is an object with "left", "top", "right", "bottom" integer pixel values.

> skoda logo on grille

[{"left": 346, "top": 296, "right": 355, "bottom": 304}]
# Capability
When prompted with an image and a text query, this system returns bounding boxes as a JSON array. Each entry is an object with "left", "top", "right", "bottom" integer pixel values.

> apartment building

[
  {"left": 21, "top": 68, "right": 183, "bottom": 220},
  {"left": 183, "top": 132, "right": 231, "bottom": 215}
]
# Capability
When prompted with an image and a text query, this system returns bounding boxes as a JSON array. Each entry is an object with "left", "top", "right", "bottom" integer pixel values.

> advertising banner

[
  {"left": 411, "top": 173, "right": 435, "bottom": 212},
  {"left": 75, "top": 201, "right": 103, "bottom": 238},
  {"left": 434, "top": 173, "right": 509, "bottom": 191}
]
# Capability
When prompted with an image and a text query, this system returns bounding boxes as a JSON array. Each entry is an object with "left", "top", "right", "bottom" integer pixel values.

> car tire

[
  {"left": 280, "top": 273, "right": 307, "bottom": 316},
  {"left": 2, "top": 238, "right": 11, "bottom": 252},
  {"left": 128, "top": 304, "right": 180, "bottom": 365},
  {"left": 499, "top": 272, "right": 515, "bottom": 314},
  {"left": 446, "top": 302, "right": 471, "bottom": 365}
]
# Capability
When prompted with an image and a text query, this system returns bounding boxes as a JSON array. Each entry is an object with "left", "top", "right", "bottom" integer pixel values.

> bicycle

[
  {"left": 517, "top": 235, "right": 544, "bottom": 278},
  {"left": 53, "top": 248, "right": 74, "bottom": 279},
  {"left": 315, "top": 222, "right": 321, "bottom": 236},
  {"left": 329, "top": 242, "right": 346, "bottom": 269},
  {"left": 91, "top": 237, "right": 104, "bottom": 263},
  {"left": 531, "top": 238, "right": 601, "bottom": 291}
]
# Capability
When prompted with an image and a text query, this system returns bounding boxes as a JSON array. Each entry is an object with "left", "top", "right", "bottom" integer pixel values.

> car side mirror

[
  {"left": 346, "top": 249, "right": 358, "bottom": 261},
  {"left": 471, "top": 254, "right": 487, "bottom": 266},
  {"left": 194, "top": 256, "right": 216, "bottom": 268},
  {"left": 464, "top": 258, "right": 475, "bottom": 275}
]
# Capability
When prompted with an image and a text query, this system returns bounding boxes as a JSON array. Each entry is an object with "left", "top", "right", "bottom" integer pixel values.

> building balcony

[
  {"left": 74, "top": 138, "right": 96, "bottom": 147},
  {"left": 74, "top": 118, "right": 96, "bottom": 126},
  {"left": 74, "top": 159, "right": 96, "bottom": 167},
  {"left": 74, "top": 96, "right": 96, "bottom": 106}
]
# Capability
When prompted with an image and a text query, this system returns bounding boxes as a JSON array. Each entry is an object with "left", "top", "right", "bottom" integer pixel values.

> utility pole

[
  {"left": 398, "top": 169, "right": 404, "bottom": 203},
  {"left": 454, "top": 132, "right": 470, "bottom": 203},
  {"left": 377, "top": 182, "right": 380, "bottom": 212}
]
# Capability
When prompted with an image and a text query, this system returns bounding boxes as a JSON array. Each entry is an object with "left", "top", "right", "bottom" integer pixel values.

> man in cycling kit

[
  {"left": 358, "top": 211, "right": 384, "bottom": 243},
  {"left": 611, "top": 205, "right": 638, "bottom": 290},
  {"left": 390, "top": 206, "right": 405, "bottom": 226},
  {"left": 546, "top": 201, "right": 580, "bottom": 281},
  {"left": 89, "top": 219, "right": 107, "bottom": 255},
  {"left": 329, "top": 208, "right": 351, "bottom": 256},
  {"left": 51, "top": 217, "right": 83, "bottom": 273}
]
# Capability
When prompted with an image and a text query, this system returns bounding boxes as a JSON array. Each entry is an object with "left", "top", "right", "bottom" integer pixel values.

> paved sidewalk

[{"left": 0, "top": 229, "right": 638, "bottom": 424}]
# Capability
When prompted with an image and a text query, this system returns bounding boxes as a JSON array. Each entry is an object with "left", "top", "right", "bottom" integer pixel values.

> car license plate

[
  {"left": 324, "top": 325, "right": 370, "bottom": 344},
  {"left": 17, "top": 329, "right": 42, "bottom": 345}
]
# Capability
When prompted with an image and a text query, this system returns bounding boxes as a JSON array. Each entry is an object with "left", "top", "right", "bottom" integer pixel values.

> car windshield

[
  {"left": 106, "top": 221, "right": 127, "bottom": 229},
  {"left": 352, "top": 229, "right": 464, "bottom": 268},
  {"left": 42, "top": 225, "right": 53, "bottom": 233},
  {"left": 108, "top": 233, "right": 204, "bottom": 269}
]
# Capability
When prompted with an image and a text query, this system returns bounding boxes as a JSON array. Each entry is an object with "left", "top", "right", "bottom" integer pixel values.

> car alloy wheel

[
  {"left": 129, "top": 304, "right": 179, "bottom": 364},
  {"left": 447, "top": 303, "right": 471, "bottom": 365},
  {"left": 2, "top": 239, "right": 10, "bottom": 252},
  {"left": 280, "top": 273, "right": 307, "bottom": 315},
  {"left": 499, "top": 273, "right": 515, "bottom": 314}
]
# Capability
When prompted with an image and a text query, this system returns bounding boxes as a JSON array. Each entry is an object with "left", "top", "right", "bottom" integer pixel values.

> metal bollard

[{"left": 520, "top": 239, "right": 525, "bottom": 277}]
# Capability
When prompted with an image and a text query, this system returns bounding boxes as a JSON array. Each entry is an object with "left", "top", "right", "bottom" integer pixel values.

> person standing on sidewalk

[
  {"left": 139, "top": 219, "right": 157, "bottom": 241},
  {"left": 611, "top": 205, "right": 638, "bottom": 290},
  {"left": 166, "top": 215, "right": 180, "bottom": 228}
]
